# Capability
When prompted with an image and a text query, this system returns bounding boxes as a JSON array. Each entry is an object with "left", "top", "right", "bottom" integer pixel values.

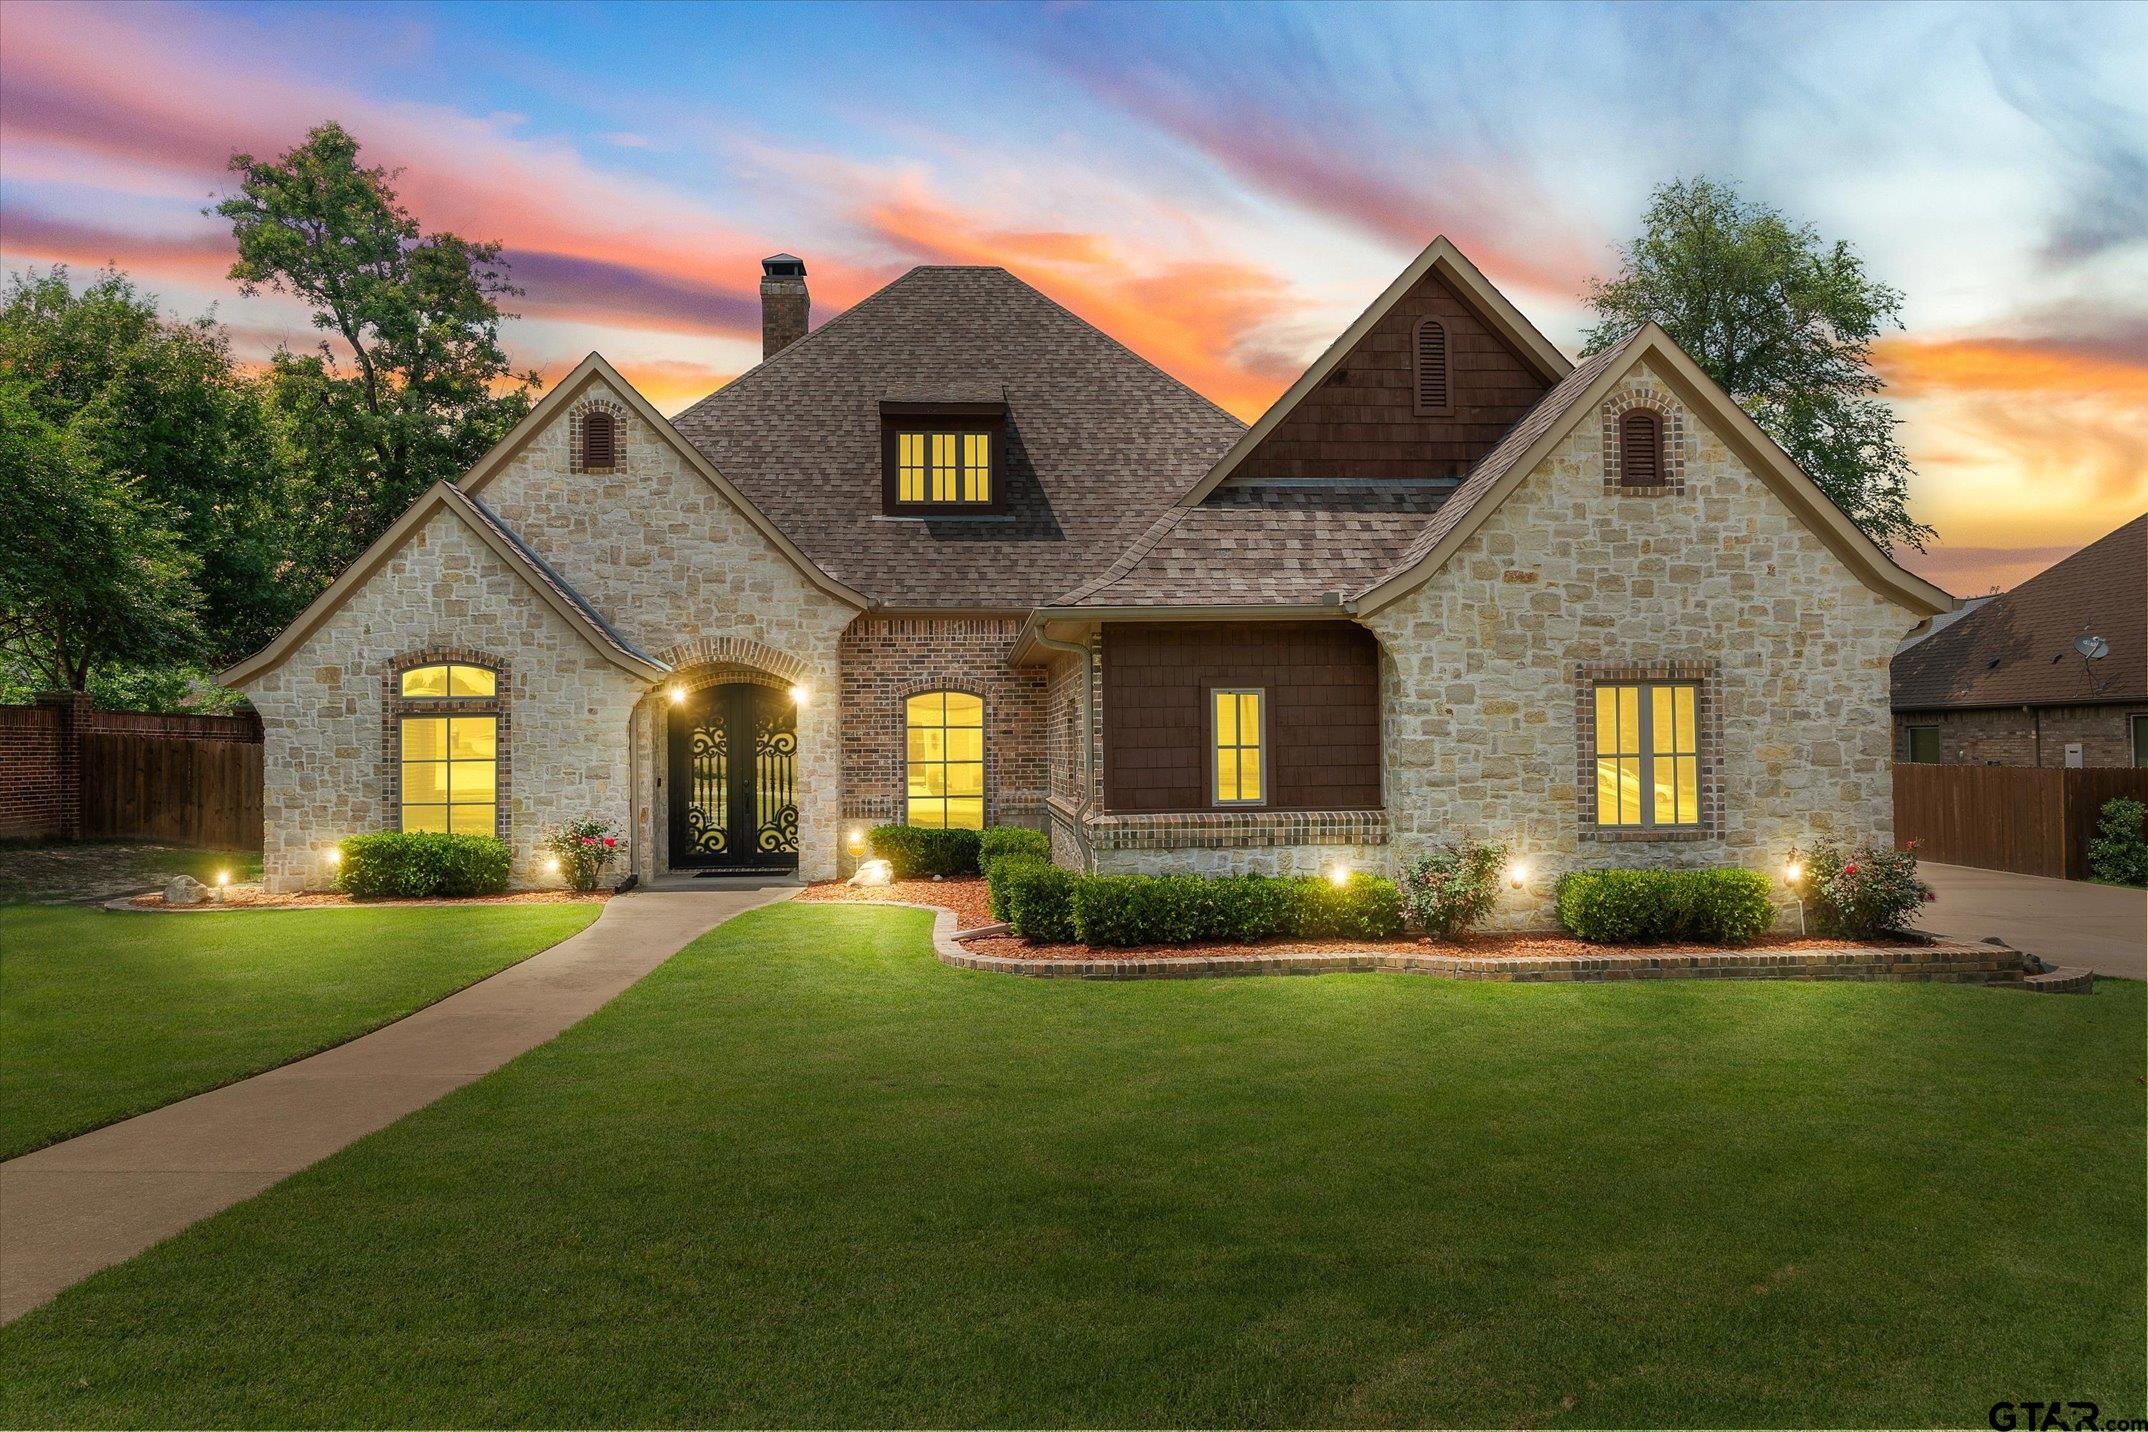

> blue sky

[{"left": 3, "top": 0, "right": 2145, "bottom": 592}]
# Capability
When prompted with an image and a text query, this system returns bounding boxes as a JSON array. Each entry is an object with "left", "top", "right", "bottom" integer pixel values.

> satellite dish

[{"left": 2074, "top": 634, "right": 2109, "bottom": 660}]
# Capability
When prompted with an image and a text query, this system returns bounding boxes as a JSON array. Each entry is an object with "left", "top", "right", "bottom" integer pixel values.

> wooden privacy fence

[
  {"left": 0, "top": 696, "right": 262, "bottom": 849},
  {"left": 1893, "top": 763, "right": 2148, "bottom": 880}
]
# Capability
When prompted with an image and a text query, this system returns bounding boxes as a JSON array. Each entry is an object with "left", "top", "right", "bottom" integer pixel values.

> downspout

[{"left": 1032, "top": 629, "right": 1098, "bottom": 873}]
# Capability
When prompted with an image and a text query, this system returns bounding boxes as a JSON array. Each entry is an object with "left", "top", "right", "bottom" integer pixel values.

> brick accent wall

[
  {"left": 1895, "top": 704, "right": 2148, "bottom": 768},
  {"left": 838, "top": 615, "right": 1047, "bottom": 831},
  {"left": 567, "top": 397, "right": 628, "bottom": 475},
  {"left": 0, "top": 700, "right": 68, "bottom": 837}
]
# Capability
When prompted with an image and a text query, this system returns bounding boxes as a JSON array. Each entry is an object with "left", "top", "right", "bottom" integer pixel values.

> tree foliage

[
  {"left": 0, "top": 268, "right": 296, "bottom": 667},
  {"left": 1583, "top": 177, "right": 1933, "bottom": 552},
  {"left": 215, "top": 121, "right": 537, "bottom": 585}
]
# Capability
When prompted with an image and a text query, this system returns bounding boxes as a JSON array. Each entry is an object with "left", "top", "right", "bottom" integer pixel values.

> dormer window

[{"left": 880, "top": 393, "right": 1007, "bottom": 514}]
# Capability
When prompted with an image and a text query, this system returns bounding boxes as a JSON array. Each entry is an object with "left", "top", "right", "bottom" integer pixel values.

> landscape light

[
  {"left": 215, "top": 869, "right": 231, "bottom": 887},
  {"left": 325, "top": 847, "right": 343, "bottom": 866},
  {"left": 1327, "top": 863, "right": 1351, "bottom": 888},
  {"left": 1784, "top": 860, "right": 1803, "bottom": 885},
  {"left": 544, "top": 856, "right": 562, "bottom": 876},
  {"left": 1507, "top": 861, "right": 1529, "bottom": 889},
  {"left": 847, "top": 827, "right": 867, "bottom": 854}
]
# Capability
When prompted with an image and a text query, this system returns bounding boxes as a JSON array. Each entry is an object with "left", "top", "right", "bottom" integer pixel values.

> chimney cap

[{"left": 762, "top": 253, "right": 807, "bottom": 278}]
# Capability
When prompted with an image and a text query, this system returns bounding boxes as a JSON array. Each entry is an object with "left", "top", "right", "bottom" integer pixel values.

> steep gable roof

[
  {"left": 1353, "top": 325, "right": 1954, "bottom": 618},
  {"left": 1891, "top": 514, "right": 2144, "bottom": 710},
  {"left": 670, "top": 266, "right": 1246, "bottom": 609},
  {"left": 460, "top": 353, "right": 866, "bottom": 610},
  {"left": 1178, "top": 236, "right": 1572, "bottom": 509},
  {"left": 219, "top": 483, "right": 672, "bottom": 688}
]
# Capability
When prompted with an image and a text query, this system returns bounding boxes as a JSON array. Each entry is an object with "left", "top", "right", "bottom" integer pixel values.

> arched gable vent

[
  {"left": 581, "top": 410, "right": 618, "bottom": 473},
  {"left": 1413, "top": 318, "right": 1451, "bottom": 414},
  {"left": 1620, "top": 410, "right": 1663, "bottom": 487}
]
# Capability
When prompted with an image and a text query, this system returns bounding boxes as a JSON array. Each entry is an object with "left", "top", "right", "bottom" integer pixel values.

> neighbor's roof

[
  {"left": 1891, "top": 514, "right": 2145, "bottom": 711},
  {"left": 671, "top": 266, "right": 1247, "bottom": 609}
]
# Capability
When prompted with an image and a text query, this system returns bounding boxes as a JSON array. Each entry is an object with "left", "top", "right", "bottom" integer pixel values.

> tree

[
  {"left": 0, "top": 381, "right": 202, "bottom": 691},
  {"left": 1582, "top": 177, "right": 1933, "bottom": 552},
  {"left": 0, "top": 267, "right": 297, "bottom": 664},
  {"left": 214, "top": 122, "right": 537, "bottom": 586}
]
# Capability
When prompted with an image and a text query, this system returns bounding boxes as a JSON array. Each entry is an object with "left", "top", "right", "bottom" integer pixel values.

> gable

[{"left": 1234, "top": 267, "right": 1554, "bottom": 483}]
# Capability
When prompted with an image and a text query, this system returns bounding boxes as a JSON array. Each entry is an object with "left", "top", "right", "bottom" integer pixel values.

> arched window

[
  {"left": 1620, "top": 410, "right": 1663, "bottom": 487},
  {"left": 1413, "top": 318, "right": 1451, "bottom": 414},
  {"left": 906, "top": 690, "right": 984, "bottom": 829},
  {"left": 579, "top": 410, "right": 618, "bottom": 474},
  {"left": 396, "top": 662, "right": 499, "bottom": 836}
]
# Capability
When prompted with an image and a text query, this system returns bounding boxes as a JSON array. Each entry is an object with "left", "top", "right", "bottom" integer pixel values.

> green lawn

[
  {"left": 2, "top": 904, "right": 2140, "bottom": 1428},
  {"left": 0, "top": 903, "right": 602, "bottom": 1158}
]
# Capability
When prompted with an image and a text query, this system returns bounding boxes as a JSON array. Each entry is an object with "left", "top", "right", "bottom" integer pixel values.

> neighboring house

[
  {"left": 1891, "top": 515, "right": 2147, "bottom": 769},
  {"left": 223, "top": 238, "right": 1951, "bottom": 921}
]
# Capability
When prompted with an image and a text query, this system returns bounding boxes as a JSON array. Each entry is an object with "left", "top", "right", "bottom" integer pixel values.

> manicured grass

[
  {"left": 0, "top": 903, "right": 602, "bottom": 1158},
  {"left": 3, "top": 904, "right": 2140, "bottom": 1427}
]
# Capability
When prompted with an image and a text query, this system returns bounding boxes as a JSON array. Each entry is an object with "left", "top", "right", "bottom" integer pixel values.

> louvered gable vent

[
  {"left": 1620, "top": 410, "right": 1661, "bottom": 486},
  {"left": 1414, "top": 318, "right": 1450, "bottom": 413}
]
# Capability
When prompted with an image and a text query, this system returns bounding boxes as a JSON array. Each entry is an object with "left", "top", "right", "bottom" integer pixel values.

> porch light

[
  {"left": 1507, "top": 861, "right": 1530, "bottom": 889},
  {"left": 668, "top": 685, "right": 685, "bottom": 705},
  {"left": 789, "top": 682, "right": 809, "bottom": 706},
  {"left": 1326, "top": 862, "right": 1351, "bottom": 888}
]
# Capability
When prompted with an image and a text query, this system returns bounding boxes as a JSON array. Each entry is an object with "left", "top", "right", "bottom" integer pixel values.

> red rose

[
  {"left": 603, "top": 837, "right": 617, "bottom": 848},
  {"left": 1843, "top": 862, "right": 1859, "bottom": 875}
]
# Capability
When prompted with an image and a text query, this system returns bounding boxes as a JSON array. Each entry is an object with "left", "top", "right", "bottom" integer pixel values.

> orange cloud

[
  {"left": 861, "top": 188, "right": 1302, "bottom": 417},
  {"left": 1876, "top": 335, "right": 2148, "bottom": 403}
]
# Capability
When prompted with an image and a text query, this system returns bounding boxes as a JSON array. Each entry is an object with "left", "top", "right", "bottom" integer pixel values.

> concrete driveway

[{"left": 1915, "top": 862, "right": 2145, "bottom": 980}]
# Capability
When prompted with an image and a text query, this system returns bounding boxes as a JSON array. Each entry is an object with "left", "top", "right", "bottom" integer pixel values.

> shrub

[
  {"left": 979, "top": 825, "right": 1049, "bottom": 871},
  {"left": 867, "top": 824, "right": 982, "bottom": 879},
  {"left": 1400, "top": 841, "right": 1507, "bottom": 938},
  {"left": 336, "top": 832, "right": 511, "bottom": 899},
  {"left": 1289, "top": 873, "right": 1406, "bottom": 939},
  {"left": 985, "top": 851, "right": 1049, "bottom": 921},
  {"left": 537, "top": 817, "right": 621, "bottom": 892},
  {"left": 2087, "top": 797, "right": 2148, "bottom": 888},
  {"left": 1802, "top": 839, "right": 1933, "bottom": 938},
  {"left": 1002, "top": 861, "right": 1080, "bottom": 942},
  {"left": 1555, "top": 867, "right": 1775, "bottom": 944}
]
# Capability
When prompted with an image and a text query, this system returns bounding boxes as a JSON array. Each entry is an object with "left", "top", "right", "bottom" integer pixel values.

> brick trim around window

[
  {"left": 1600, "top": 389, "right": 1687, "bottom": 496},
  {"left": 1573, "top": 659, "right": 1721, "bottom": 841},
  {"left": 382, "top": 647, "right": 513, "bottom": 841},
  {"left": 569, "top": 398, "right": 629, "bottom": 476}
]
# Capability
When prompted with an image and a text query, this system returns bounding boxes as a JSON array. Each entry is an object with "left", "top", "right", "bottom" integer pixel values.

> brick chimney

[{"left": 760, "top": 253, "right": 808, "bottom": 360}]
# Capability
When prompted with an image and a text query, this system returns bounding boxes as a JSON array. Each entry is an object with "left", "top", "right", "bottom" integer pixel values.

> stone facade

[
  {"left": 244, "top": 508, "right": 645, "bottom": 891},
  {"left": 1894, "top": 704, "right": 2148, "bottom": 768},
  {"left": 1362, "top": 358, "right": 1913, "bottom": 928},
  {"left": 838, "top": 615, "right": 1047, "bottom": 837},
  {"left": 472, "top": 374, "right": 859, "bottom": 882}
]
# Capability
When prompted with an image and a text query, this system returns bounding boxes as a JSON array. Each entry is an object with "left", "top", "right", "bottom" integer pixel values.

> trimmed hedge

[
  {"left": 1290, "top": 873, "right": 1406, "bottom": 939},
  {"left": 1554, "top": 867, "right": 1775, "bottom": 945},
  {"left": 999, "top": 860, "right": 1079, "bottom": 942},
  {"left": 335, "top": 833, "right": 511, "bottom": 899},
  {"left": 866, "top": 825, "right": 983, "bottom": 879},
  {"left": 1069, "top": 871, "right": 1402, "bottom": 949},
  {"left": 979, "top": 825, "right": 1049, "bottom": 871}
]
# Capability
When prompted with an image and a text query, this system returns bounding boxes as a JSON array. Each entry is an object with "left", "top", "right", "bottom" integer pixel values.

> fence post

[{"left": 33, "top": 690, "right": 93, "bottom": 841}]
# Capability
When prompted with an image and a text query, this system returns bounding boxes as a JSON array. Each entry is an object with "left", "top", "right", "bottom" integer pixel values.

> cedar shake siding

[
  {"left": 1101, "top": 622, "right": 1381, "bottom": 814},
  {"left": 1232, "top": 269, "right": 1551, "bottom": 483}
]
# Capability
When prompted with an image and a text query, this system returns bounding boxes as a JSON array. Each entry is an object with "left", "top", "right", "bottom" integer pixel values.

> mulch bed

[
  {"left": 795, "top": 879, "right": 1939, "bottom": 961},
  {"left": 124, "top": 888, "right": 611, "bottom": 911},
  {"left": 797, "top": 878, "right": 997, "bottom": 930}
]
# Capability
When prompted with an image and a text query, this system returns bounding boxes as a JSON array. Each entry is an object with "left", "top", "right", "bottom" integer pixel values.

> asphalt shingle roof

[
  {"left": 1891, "top": 514, "right": 2145, "bottom": 710},
  {"left": 458, "top": 490, "right": 664, "bottom": 667},
  {"left": 671, "top": 267, "right": 1246, "bottom": 609}
]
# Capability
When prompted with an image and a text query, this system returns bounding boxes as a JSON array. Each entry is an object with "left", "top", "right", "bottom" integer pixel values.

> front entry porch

[{"left": 664, "top": 681, "right": 801, "bottom": 875}]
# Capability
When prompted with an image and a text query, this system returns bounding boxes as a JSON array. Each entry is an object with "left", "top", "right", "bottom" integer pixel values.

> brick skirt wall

[{"left": 0, "top": 704, "right": 66, "bottom": 837}]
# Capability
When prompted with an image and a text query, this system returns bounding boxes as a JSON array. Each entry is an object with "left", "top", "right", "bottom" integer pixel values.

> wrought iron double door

[{"left": 666, "top": 682, "right": 799, "bottom": 871}]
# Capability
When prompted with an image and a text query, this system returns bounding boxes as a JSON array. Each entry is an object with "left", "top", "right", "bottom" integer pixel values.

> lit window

[
  {"left": 907, "top": 691, "right": 984, "bottom": 829},
  {"left": 1595, "top": 682, "right": 1698, "bottom": 828},
  {"left": 401, "top": 714, "right": 497, "bottom": 835},
  {"left": 400, "top": 663, "right": 495, "bottom": 699},
  {"left": 1212, "top": 689, "right": 1265, "bottom": 806},
  {"left": 1906, "top": 725, "right": 1942, "bottom": 764},
  {"left": 891, "top": 429, "right": 992, "bottom": 508}
]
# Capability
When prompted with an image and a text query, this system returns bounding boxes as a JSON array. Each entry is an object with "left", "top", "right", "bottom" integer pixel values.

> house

[
  {"left": 221, "top": 238, "right": 1952, "bottom": 922},
  {"left": 1891, "top": 515, "right": 2146, "bottom": 768}
]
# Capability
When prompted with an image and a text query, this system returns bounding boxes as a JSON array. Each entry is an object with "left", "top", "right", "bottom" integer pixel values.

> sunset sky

[{"left": 3, "top": 0, "right": 2144, "bottom": 596}]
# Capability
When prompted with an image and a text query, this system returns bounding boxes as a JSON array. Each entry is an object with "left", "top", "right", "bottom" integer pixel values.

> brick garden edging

[{"left": 839, "top": 899, "right": 2079, "bottom": 989}]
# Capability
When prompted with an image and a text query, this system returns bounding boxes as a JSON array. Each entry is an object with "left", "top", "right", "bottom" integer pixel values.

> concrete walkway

[
  {"left": 1915, "top": 862, "right": 2146, "bottom": 980},
  {"left": 0, "top": 883, "right": 788, "bottom": 1324}
]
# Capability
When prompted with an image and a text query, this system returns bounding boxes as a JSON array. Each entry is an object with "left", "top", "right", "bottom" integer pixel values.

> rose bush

[
  {"left": 539, "top": 817, "right": 622, "bottom": 892},
  {"left": 1801, "top": 838, "right": 1933, "bottom": 937}
]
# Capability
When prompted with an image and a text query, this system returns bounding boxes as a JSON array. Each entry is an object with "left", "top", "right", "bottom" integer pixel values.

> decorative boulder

[{"left": 164, "top": 875, "right": 211, "bottom": 907}]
